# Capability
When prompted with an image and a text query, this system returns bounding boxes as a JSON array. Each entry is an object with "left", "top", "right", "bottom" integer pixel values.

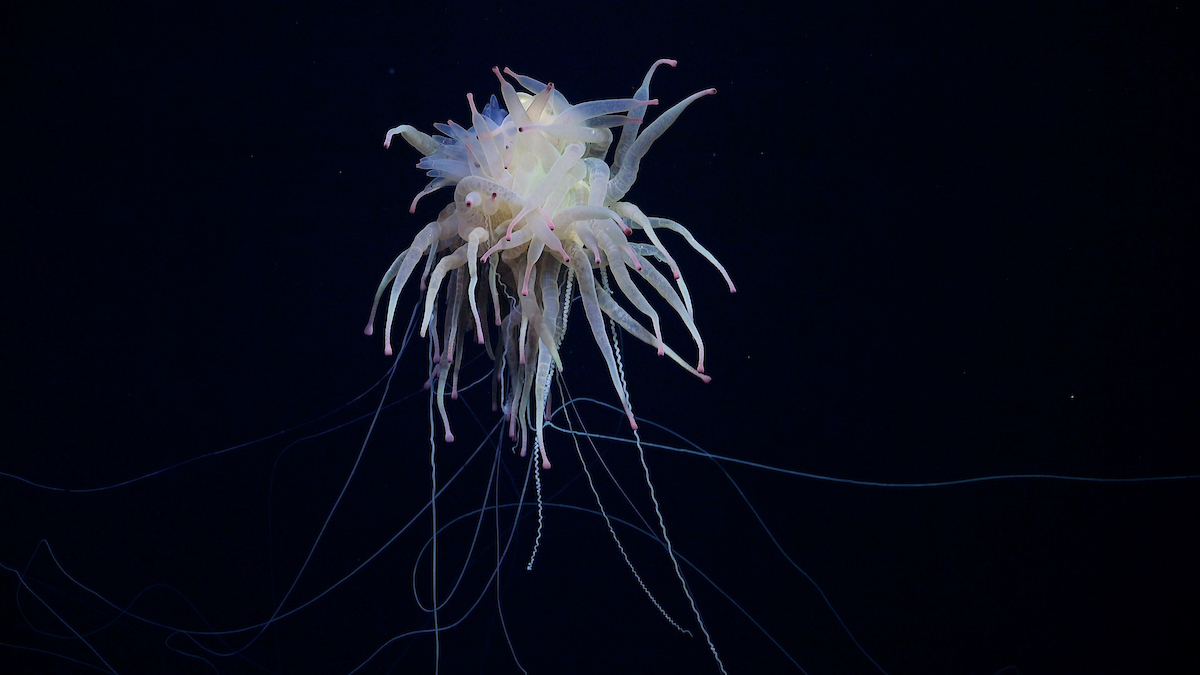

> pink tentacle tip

[
  {"left": 542, "top": 458, "right": 552, "bottom": 470},
  {"left": 445, "top": 432, "right": 455, "bottom": 443}
]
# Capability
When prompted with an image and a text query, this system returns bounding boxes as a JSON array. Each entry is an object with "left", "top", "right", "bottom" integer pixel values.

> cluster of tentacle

[{"left": 366, "top": 60, "right": 734, "bottom": 468}]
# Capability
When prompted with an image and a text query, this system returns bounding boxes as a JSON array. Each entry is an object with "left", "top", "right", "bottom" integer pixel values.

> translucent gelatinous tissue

[{"left": 366, "top": 60, "right": 734, "bottom": 469}]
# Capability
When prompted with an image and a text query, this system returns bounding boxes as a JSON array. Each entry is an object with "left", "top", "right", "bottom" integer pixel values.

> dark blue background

[{"left": 3, "top": 1, "right": 1196, "bottom": 673}]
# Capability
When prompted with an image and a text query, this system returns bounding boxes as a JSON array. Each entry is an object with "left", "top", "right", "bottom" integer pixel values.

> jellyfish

[
  {"left": 364, "top": 60, "right": 733, "bottom": 471},
  {"left": 360, "top": 60, "right": 738, "bottom": 672}
]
